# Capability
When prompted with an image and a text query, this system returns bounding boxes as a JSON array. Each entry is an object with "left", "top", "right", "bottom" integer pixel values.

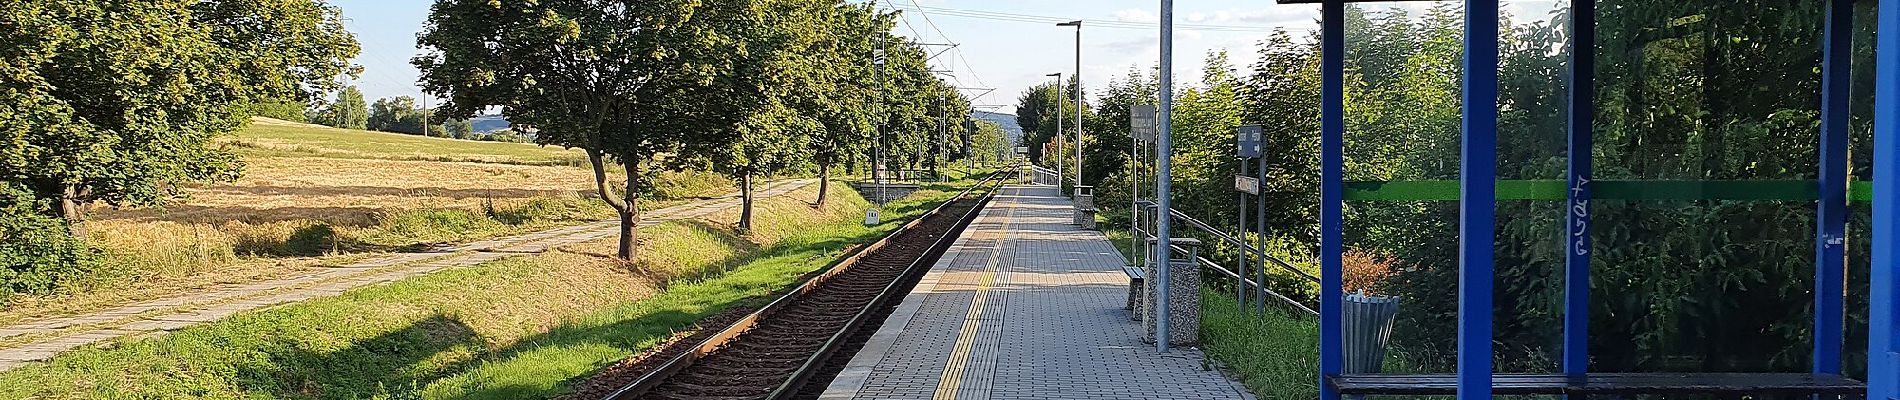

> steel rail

[
  {"left": 602, "top": 171, "right": 1007, "bottom": 400},
  {"left": 763, "top": 172, "right": 1004, "bottom": 399}
]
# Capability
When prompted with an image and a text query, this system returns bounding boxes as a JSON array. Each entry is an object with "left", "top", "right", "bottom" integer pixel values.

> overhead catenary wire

[
  {"left": 876, "top": 2, "right": 1284, "bottom": 33},
  {"left": 889, "top": 0, "right": 998, "bottom": 107}
]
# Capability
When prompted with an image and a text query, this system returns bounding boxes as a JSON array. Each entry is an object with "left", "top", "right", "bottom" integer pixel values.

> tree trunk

[
  {"left": 738, "top": 171, "right": 754, "bottom": 232},
  {"left": 817, "top": 162, "right": 831, "bottom": 207},
  {"left": 620, "top": 162, "right": 642, "bottom": 261},
  {"left": 57, "top": 184, "right": 86, "bottom": 237},
  {"left": 586, "top": 149, "right": 637, "bottom": 262}
]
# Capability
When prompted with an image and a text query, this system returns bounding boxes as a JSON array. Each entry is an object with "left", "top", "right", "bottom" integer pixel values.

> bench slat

[{"left": 1330, "top": 373, "right": 1865, "bottom": 396}]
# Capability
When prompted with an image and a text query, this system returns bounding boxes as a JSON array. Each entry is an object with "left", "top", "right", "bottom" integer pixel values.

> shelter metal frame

[{"left": 1269, "top": 0, "right": 1894, "bottom": 399}]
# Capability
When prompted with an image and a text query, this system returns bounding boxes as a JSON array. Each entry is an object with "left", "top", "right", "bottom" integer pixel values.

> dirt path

[{"left": 0, "top": 178, "right": 818, "bottom": 372}]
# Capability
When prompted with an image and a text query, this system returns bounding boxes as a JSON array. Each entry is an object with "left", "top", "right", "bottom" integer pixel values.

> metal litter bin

[{"left": 1341, "top": 291, "right": 1399, "bottom": 373}]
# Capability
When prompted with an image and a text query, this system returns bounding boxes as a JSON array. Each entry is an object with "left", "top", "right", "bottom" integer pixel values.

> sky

[{"left": 329, "top": 0, "right": 1561, "bottom": 116}]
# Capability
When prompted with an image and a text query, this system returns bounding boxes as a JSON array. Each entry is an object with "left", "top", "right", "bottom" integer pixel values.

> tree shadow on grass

[
  {"left": 235, "top": 314, "right": 481, "bottom": 399},
  {"left": 439, "top": 221, "right": 904, "bottom": 399},
  {"left": 422, "top": 195, "right": 959, "bottom": 399}
]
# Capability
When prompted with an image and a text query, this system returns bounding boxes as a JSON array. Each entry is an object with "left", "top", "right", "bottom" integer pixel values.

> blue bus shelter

[{"left": 1272, "top": 0, "right": 1900, "bottom": 398}]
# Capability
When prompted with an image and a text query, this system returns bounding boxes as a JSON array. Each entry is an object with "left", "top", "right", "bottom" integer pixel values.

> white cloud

[
  {"left": 1113, "top": 8, "right": 1158, "bottom": 23},
  {"left": 1101, "top": 36, "right": 1159, "bottom": 54}
]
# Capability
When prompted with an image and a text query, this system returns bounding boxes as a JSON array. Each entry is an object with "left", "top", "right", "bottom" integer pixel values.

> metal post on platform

[
  {"left": 1814, "top": 0, "right": 1852, "bottom": 380},
  {"left": 1236, "top": 124, "right": 1261, "bottom": 312},
  {"left": 1131, "top": 106, "right": 1147, "bottom": 268},
  {"left": 1561, "top": 0, "right": 1595, "bottom": 390},
  {"left": 1237, "top": 159, "right": 1249, "bottom": 311},
  {"left": 1255, "top": 152, "right": 1267, "bottom": 313},
  {"left": 1048, "top": 72, "right": 1065, "bottom": 190},
  {"left": 1154, "top": 0, "right": 1176, "bottom": 354},
  {"left": 1458, "top": 0, "right": 1500, "bottom": 398},
  {"left": 1058, "top": 20, "right": 1084, "bottom": 193},
  {"left": 1873, "top": 0, "right": 1900, "bottom": 397},
  {"left": 1319, "top": 0, "right": 1344, "bottom": 398}
]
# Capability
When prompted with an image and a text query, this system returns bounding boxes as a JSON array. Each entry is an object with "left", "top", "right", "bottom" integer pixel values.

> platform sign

[
  {"left": 1237, "top": 125, "right": 1263, "bottom": 158},
  {"left": 1235, "top": 175, "right": 1260, "bottom": 195},
  {"left": 1131, "top": 105, "right": 1158, "bottom": 144}
]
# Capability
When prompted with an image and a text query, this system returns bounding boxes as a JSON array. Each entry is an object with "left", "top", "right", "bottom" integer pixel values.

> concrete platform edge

[{"left": 818, "top": 253, "right": 955, "bottom": 399}]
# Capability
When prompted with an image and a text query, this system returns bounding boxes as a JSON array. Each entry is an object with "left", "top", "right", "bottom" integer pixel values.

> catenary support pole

[
  {"left": 1562, "top": 0, "right": 1595, "bottom": 389},
  {"left": 1873, "top": 0, "right": 1900, "bottom": 397},
  {"left": 1155, "top": 0, "right": 1175, "bottom": 354},
  {"left": 1319, "top": 0, "right": 1345, "bottom": 399},
  {"left": 1458, "top": 0, "right": 1500, "bottom": 398},
  {"left": 1815, "top": 0, "right": 1852, "bottom": 379}
]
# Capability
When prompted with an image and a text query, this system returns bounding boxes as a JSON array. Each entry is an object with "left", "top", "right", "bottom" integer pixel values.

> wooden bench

[
  {"left": 1329, "top": 373, "right": 1865, "bottom": 396},
  {"left": 1123, "top": 265, "right": 1145, "bottom": 319}
]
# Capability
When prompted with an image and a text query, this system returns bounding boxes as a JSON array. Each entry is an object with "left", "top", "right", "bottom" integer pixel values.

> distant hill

[
  {"left": 972, "top": 111, "right": 1024, "bottom": 145},
  {"left": 470, "top": 115, "right": 512, "bottom": 133}
]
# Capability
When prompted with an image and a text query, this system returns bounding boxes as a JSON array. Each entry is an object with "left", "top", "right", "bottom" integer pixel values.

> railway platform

[{"left": 820, "top": 184, "right": 1253, "bottom": 400}]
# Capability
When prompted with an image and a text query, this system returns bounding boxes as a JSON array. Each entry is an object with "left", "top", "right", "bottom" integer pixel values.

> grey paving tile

[{"left": 824, "top": 185, "right": 1253, "bottom": 400}]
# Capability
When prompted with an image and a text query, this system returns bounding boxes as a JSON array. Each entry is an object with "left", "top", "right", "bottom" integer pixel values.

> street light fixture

[
  {"left": 1057, "top": 21, "right": 1083, "bottom": 195},
  {"left": 1047, "top": 72, "right": 1064, "bottom": 187}
]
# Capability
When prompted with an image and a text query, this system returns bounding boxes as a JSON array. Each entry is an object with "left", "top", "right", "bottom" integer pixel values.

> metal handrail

[
  {"left": 1137, "top": 230, "right": 1319, "bottom": 316},
  {"left": 1164, "top": 208, "right": 1320, "bottom": 284}
]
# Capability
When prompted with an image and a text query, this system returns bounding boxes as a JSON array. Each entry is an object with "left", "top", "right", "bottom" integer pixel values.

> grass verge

[
  {"left": 1200, "top": 290, "right": 1323, "bottom": 400},
  {"left": 0, "top": 180, "right": 972, "bottom": 399}
]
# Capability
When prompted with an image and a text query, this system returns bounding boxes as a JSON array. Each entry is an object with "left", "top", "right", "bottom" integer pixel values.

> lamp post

[
  {"left": 1047, "top": 72, "right": 1064, "bottom": 187},
  {"left": 1058, "top": 20, "right": 1083, "bottom": 192}
]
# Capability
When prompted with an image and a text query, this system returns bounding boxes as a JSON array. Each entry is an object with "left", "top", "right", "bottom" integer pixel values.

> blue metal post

[
  {"left": 1562, "top": 0, "right": 1595, "bottom": 388},
  {"left": 1816, "top": 0, "right": 1852, "bottom": 379},
  {"left": 1318, "top": 0, "right": 1345, "bottom": 399},
  {"left": 1154, "top": 0, "right": 1176, "bottom": 354},
  {"left": 1459, "top": 0, "right": 1499, "bottom": 398},
  {"left": 1872, "top": 0, "right": 1900, "bottom": 396}
]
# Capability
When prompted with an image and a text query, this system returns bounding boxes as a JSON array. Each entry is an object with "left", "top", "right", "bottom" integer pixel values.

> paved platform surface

[
  {"left": 0, "top": 178, "right": 817, "bottom": 372},
  {"left": 822, "top": 184, "right": 1252, "bottom": 400}
]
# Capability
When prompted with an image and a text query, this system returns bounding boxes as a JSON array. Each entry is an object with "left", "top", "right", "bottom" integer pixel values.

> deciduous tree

[
  {"left": 417, "top": 0, "right": 751, "bottom": 261},
  {"left": 319, "top": 86, "right": 369, "bottom": 129},
  {"left": 0, "top": 0, "right": 358, "bottom": 232}
]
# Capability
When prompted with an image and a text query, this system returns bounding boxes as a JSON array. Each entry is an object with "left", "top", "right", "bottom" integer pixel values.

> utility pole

[{"left": 865, "top": 18, "right": 887, "bottom": 225}]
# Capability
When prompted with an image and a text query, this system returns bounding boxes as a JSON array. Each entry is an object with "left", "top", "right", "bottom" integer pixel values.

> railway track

[{"left": 600, "top": 172, "right": 1005, "bottom": 400}]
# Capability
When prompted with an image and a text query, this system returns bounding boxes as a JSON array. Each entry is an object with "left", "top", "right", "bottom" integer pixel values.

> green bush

[
  {"left": 0, "top": 185, "right": 98, "bottom": 302},
  {"left": 1251, "top": 234, "right": 1320, "bottom": 305},
  {"left": 244, "top": 97, "right": 310, "bottom": 123}
]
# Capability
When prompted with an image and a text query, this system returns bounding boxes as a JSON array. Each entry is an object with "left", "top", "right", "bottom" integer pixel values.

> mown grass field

[
  {"left": 3, "top": 119, "right": 732, "bottom": 326},
  {"left": 227, "top": 118, "right": 590, "bottom": 166},
  {"left": 0, "top": 179, "right": 977, "bottom": 399}
]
